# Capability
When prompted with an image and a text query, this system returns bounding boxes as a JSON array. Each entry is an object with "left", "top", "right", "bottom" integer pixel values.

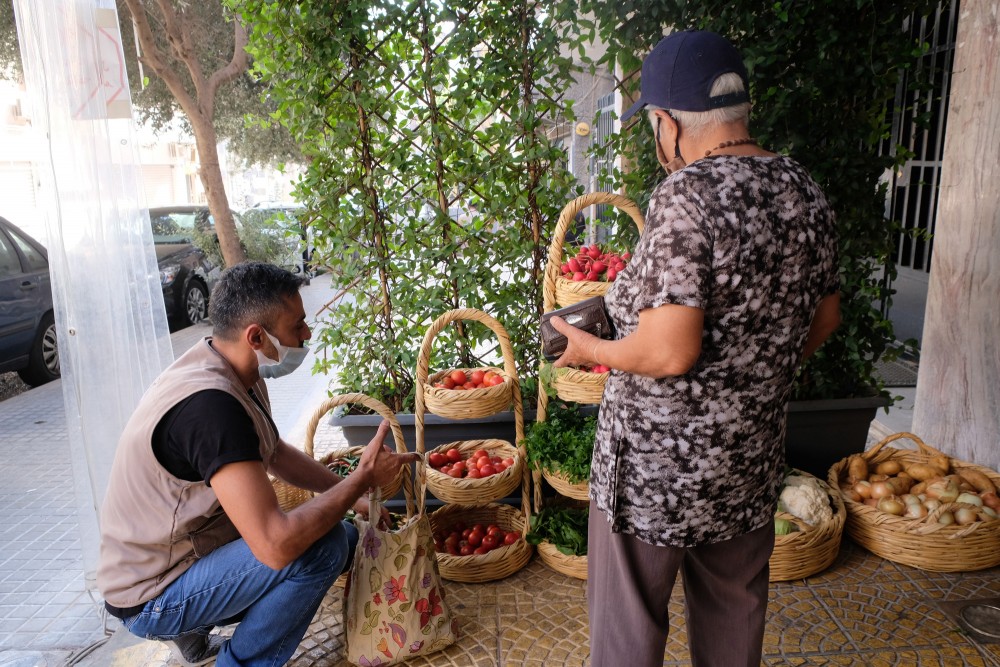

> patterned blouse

[{"left": 592, "top": 155, "right": 839, "bottom": 548}]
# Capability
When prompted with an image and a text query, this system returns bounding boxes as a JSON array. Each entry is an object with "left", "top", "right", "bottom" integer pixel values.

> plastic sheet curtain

[{"left": 12, "top": 0, "right": 173, "bottom": 587}]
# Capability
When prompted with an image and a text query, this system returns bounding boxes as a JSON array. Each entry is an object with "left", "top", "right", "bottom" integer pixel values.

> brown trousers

[{"left": 587, "top": 501, "right": 774, "bottom": 667}]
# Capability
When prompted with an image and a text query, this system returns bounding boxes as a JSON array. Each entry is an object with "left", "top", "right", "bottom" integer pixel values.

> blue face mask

[{"left": 255, "top": 329, "right": 308, "bottom": 379}]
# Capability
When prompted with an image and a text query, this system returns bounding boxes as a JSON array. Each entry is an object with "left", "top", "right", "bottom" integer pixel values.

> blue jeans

[{"left": 123, "top": 521, "right": 358, "bottom": 666}]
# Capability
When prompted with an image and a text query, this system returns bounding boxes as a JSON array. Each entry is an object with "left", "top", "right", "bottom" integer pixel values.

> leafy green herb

[
  {"left": 324, "top": 455, "right": 361, "bottom": 478},
  {"left": 521, "top": 403, "right": 596, "bottom": 483},
  {"left": 527, "top": 506, "right": 589, "bottom": 556}
]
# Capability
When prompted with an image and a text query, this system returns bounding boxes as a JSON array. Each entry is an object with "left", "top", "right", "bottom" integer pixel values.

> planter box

[
  {"left": 785, "top": 394, "right": 890, "bottom": 478},
  {"left": 330, "top": 398, "right": 886, "bottom": 502}
]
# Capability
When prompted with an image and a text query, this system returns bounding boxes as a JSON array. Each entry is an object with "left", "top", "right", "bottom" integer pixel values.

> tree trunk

[
  {"left": 190, "top": 115, "right": 245, "bottom": 266},
  {"left": 912, "top": 5, "right": 1000, "bottom": 471}
]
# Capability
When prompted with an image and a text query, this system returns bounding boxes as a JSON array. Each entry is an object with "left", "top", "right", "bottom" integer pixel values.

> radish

[
  {"left": 567, "top": 258, "right": 581, "bottom": 273},
  {"left": 572, "top": 271, "right": 586, "bottom": 281},
  {"left": 591, "top": 260, "right": 607, "bottom": 274},
  {"left": 607, "top": 268, "right": 617, "bottom": 281}
]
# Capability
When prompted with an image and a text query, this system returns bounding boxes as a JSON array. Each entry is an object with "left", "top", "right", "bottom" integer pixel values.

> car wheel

[
  {"left": 18, "top": 312, "right": 60, "bottom": 387},
  {"left": 182, "top": 280, "right": 209, "bottom": 326}
]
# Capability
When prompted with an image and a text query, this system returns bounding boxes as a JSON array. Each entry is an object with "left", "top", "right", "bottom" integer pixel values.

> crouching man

[{"left": 97, "top": 262, "right": 419, "bottom": 666}]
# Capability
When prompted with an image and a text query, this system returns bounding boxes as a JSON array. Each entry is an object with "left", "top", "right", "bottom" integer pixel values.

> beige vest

[{"left": 97, "top": 339, "right": 278, "bottom": 607}]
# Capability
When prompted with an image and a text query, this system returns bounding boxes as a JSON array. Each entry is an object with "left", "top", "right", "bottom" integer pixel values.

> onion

[
  {"left": 981, "top": 492, "right": 1000, "bottom": 510},
  {"left": 854, "top": 481, "right": 872, "bottom": 499},
  {"left": 877, "top": 496, "right": 906, "bottom": 516},
  {"left": 870, "top": 481, "right": 894, "bottom": 500},
  {"left": 901, "top": 494, "right": 921, "bottom": 506},
  {"left": 925, "top": 479, "right": 960, "bottom": 503},
  {"left": 982, "top": 507, "right": 998, "bottom": 520},
  {"left": 864, "top": 498, "right": 880, "bottom": 508},
  {"left": 843, "top": 489, "right": 863, "bottom": 503},
  {"left": 955, "top": 492, "right": 984, "bottom": 507},
  {"left": 923, "top": 498, "right": 942, "bottom": 511},
  {"left": 954, "top": 507, "right": 979, "bottom": 525},
  {"left": 937, "top": 511, "right": 955, "bottom": 525},
  {"left": 904, "top": 503, "right": 928, "bottom": 519}
]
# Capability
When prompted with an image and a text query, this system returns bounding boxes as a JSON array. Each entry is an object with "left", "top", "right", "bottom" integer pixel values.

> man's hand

[
  {"left": 356, "top": 419, "right": 422, "bottom": 491},
  {"left": 549, "top": 316, "right": 599, "bottom": 369}
]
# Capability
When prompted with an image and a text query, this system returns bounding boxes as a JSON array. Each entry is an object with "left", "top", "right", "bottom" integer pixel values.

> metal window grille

[{"left": 590, "top": 92, "right": 616, "bottom": 240}]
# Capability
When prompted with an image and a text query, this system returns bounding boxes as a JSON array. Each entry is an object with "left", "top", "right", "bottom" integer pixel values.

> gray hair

[
  {"left": 646, "top": 72, "right": 751, "bottom": 138},
  {"left": 209, "top": 261, "right": 305, "bottom": 341}
]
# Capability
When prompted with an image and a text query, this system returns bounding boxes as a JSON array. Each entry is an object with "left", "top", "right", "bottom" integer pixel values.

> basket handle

[
  {"left": 413, "top": 307, "right": 527, "bottom": 523},
  {"left": 863, "top": 431, "right": 945, "bottom": 462},
  {"left": 542, "top": 192, "right": 645, "bottom": 312},
  {"left": 303, "top": 392, "right": 415, "bottom": 518}
]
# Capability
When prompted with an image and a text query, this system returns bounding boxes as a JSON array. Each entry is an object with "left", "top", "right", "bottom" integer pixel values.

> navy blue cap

[{"left": 621, "top": 30, "right": 750, "bottom": 122}]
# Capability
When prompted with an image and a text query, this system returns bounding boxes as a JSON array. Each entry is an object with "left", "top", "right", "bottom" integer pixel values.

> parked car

[
  {"left": 0, "top": 216, "right": 59, "bottom": 386},
  {"left": 241, "top": 203, "right": 313, "bottom": 278},
  {"left": 148, "top": 205, "right": 224, "bottom": 329}
]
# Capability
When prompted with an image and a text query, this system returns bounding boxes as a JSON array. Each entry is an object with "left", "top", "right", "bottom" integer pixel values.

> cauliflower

[{"left": 777, "top": 474, "right": 834, "bottom": 526}]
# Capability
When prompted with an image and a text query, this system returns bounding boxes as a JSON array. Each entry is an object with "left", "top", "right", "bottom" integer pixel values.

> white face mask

[{"left": 255, "top": 329, "right": 308, "bottom": 379}]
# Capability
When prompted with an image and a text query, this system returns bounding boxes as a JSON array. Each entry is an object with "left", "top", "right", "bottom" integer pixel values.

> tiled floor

[{"left": 67, "top": 538, "right": 1000, "bottom": 666}]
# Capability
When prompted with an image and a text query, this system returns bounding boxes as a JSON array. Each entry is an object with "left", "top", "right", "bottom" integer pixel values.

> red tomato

[
  {"left": 474, "top": 546, "right": 490, "bottom": 555},
  {"left": 470, "top": 370, "right": 485, "bottom": 385},
  {"left": 467, "top": 531, "right": 483, "bottom": 547},
  {"left": 462, "top": 528, "right": 472, "bottom": 539},
  {"left": 460, "top": 544, "right": 474, "bottom": 556},
  {"left": 483, "top": 371, "right": 498, "bottom": 382},
  {"left": 479, "top": 464, "right": 496, "bottom": 476},
  {"left": 490, "top": 456, "right": 502, "bottom": 465},
  {"left": 487, "top": 525, "right": 502, "bottom": 537},
  {"left": 449, "top": 370, "right": 468, "bottom": 385},
  {"left": 452, "top": 461, "right": 466, "bottom": 472},
  {"left": 472, "top": 449, "right": 490, "bottom": 461},
  {"left": 463, "top": 381, "right": 476, "bottom": 390},
  {"left": 453, "top": 522, "right": 466, "bottom": 533},
  {"left": 452, "top": 384, "right": 466, "bottom": 391},
  {"left": 434, "top": 538, "right": 444, "bottom": 552},
  {"left": 472, "top": 524, "right": 485, "bottom": 534},
  {"left": 466, "top": 469, "right": 481, "bottom": 479},
  {"left": 503, "top": 457, "right": 515, "bottom": 467},
  {"left": 428, "top": 452, "right": 447, "bottom": 468},
  {"left": 440, "top": 464, "right": 452, "bottom": 475},
  {"left": 446, "top": 448, "right": 463, "bottom": 463},
  {"left": 494, "top": 463, "right": 506, "bottom": 474},
  {"left": 444, "top": 533, "right": 460, "bottom": 549},
  {"left": 476, "top": 456, "right": 491, "bottom": 469},
  {"left": 481, "top": 535, "right": 498, "bottom": 550},
  {"left": 448, "top": 467, "right": 463, "bottom": 478},
  {"left": 488, "top": 375, "right": 505, "bottom": 386},
  {"left": 503, "top": 532, "right": 520, "bottom": 546},
  {"left": 442, "top": 377, "right": 456, "bottom": 389},
  {"left": 447, "top": 545, "right": 460, "bottom": 555}
]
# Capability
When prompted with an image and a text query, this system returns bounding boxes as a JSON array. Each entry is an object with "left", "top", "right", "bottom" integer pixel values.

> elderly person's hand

[{"left": 549, "top": 316, "right": 603, "bottom": 369}]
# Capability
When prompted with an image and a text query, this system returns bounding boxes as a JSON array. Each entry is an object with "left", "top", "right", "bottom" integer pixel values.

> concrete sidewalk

[{"left": 0, "top": 274, "right": 348, "bottom": 666}]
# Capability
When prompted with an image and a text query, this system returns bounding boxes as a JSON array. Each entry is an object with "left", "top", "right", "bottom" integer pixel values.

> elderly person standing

[{"left": 549, "top": 30, "right": 841, "bottom": 666}]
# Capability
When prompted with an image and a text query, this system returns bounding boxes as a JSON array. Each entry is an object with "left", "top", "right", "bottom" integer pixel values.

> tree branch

[
  {"left": 153, "top": 0, "right": 209, "bottom": 107},
  {"left": 120, "top": 0, "right": 200, "bottom": 120},
  {"left": 205, "top": 18, "right": 250, "bottom": 115}
]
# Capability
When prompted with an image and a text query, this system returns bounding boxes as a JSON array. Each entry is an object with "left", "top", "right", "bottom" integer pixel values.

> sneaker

[{"left": 168, "top": 632, "right": 227, "bottom": 666}]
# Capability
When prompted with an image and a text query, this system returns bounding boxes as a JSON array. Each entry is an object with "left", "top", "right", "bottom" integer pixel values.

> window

[
  {"left": 0, "top": 232, "right": 21, "bottom": 277},
  {"left": 7, "top": 228, "right": 48, "bottom": 272}
]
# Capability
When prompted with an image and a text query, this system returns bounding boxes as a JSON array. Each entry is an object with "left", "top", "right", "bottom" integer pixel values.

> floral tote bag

[{"left": 344, "top": 491, "right": 458, "bottom": 666}]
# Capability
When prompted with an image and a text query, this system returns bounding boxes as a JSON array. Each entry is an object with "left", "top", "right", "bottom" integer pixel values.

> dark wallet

[{"left": 540, "top": 296, "right": 615, "bottom": 361}]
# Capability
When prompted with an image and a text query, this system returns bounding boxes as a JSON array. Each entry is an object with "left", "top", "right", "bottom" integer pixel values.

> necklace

[{"left": 704, "top": 137, "right": 757, "bottom": 157}]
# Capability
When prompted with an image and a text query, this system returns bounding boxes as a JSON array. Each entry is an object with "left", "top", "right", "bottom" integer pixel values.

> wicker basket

[
  {"left": 423, "top": 366, "right": 513, "bottom": 420},
  {"left": 272, "top": 393, "right": 413, "bottom": 516},
  {"left": 543, "top": 192, "right": 645, "bottom": 310},
  {"left": 828, "top": 432, "right": 1000, "bottom": 572},
  {"left": 536, "top": 540, "right": 588, "bottom": 580},
  {"left": 318, "top": 447, "right": 404, "bottom": 501},
  {"left": 551, "top": 365, "right": 607, "bottom": 405},
  {"left": 769, "top": 470, "right": 846, "bottom": 582},
  {"left": 424, "top": 439, "right": 524, "bottom": 504},
  {"left": 541, "top": 467, "right": 590, "bottom": 501},
  {"left": 428, "top": 502, "right": 534, "bottom": 582}
]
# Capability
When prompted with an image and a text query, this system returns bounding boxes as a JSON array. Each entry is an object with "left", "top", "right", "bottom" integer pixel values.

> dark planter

[{"left": 784, "top": 394, "right": 890, "bottom": 479}]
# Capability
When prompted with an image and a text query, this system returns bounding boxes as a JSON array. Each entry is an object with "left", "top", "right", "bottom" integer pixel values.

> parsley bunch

[{"left": 521, "top": 403, "right": 596, "bottom": 484}]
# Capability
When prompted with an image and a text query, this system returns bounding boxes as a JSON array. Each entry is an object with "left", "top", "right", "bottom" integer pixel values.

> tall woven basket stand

[
  {"left": 271, "top": 392, "right": 416, "bottom": 587},
  {"left": 416, "top": 307, "right": 533, "bottom": 582},
  {"left": 533, "top": 192, "right": 645, "bottom": 579}
]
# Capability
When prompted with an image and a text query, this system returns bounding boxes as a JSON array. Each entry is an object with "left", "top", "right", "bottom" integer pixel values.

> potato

[
  {"left": 847, "top": 455, "right": 869, "bottom": 484},
  {"left": 905, "top": 463, "right": 947, "bottom": 482},
  {"left": 957, "top": 469, "right": 998, "bottom": 495},
  {"left": 875, "top": 460, "right": 903, "bottom": 476},
  {"left": 929, "top": 454, "right": 951, "bottom": 475}
]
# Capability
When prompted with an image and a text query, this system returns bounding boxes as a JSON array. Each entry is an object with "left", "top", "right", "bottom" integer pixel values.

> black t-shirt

[{"left": 152, "top": 389, "right": 275, "bottom": 485}]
